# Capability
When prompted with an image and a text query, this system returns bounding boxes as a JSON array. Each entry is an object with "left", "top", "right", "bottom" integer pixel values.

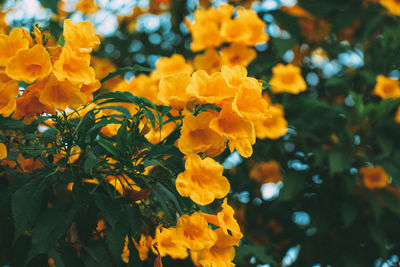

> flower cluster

[
  {"left": 186, "top": 4, "right": 268, "bottom": 72},
  {"left": 0, "top": 19, "right": 101, "bottom": 123}
]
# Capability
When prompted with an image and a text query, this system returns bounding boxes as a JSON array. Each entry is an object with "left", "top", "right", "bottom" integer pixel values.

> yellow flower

[
  {"left": 152, "top": 54, "right": 193, "bottom": 80},
  {"left": 145, "top": 119, "right": 177, "bottom": 144},
  {"left": 176, "top": 154, "right": 230, "bottom": 205},
  {"left": 6, "top": 44, "right": 52, "bottom": 83},
  {"left": 372, "top": 75, "right": 400, "bottom": 99},
  {"left": 220, "top": 8, "right": 269, "bottom": 46},
  {"left": 152, "top": 226, "right": 188, "bottom": 259},
  {"left": 0, "top": 28, "right": 29, "bottom": 67},
  {"left": 254, "top": 97, "right": 288, "bottom": 140},
  {"left": 192, "top": 228, "right": 238, "bottom": 267},
  {"left": 175, "top": 212, "right": 217, "bottom": 251},
  {"left": 0, "top": 143, "right": 6, "bottom": 160},
  {"left": 178, "top": 111, "right": 226, "bottom": 157},
  {"left": 220, "top": 65, "right": 249, "bottom": 88},
  {"left": 12, "top": 80, "right": 55, "bottom": 122},
  {"left": 121, "top": 236, "right": 130, "bottom": 263},
  {"left": 158, "top": 72, "right": 190, "bottom": 110},
  {"left": 269, "top": 63, "right": 307, "bottom": 94},
  {"left": 380, "top": 0, "right": 400, "bottom": 15},
  {"left": 249, "top": 160, "right": 282, "bottom": 184},
  {"left": 52, "top": 44, "right": 96, "bottom": 84},
  {"left": 201, "top": 198, "right": 243, "bottom": 240},
  {"left": 63, "top": 19, "right": 100, "bottom": 53},
  {"left": 0, "top": 80, "right": 19, "bottom": 117},
  {"left": 209, "top": 102, "right": 256, "bottom": 158},
  {"left": 193, "top": 48, "right": 222, "bottom": 74},
  {"left": 232, "top": 78, "right": 269, "bottom": 122},
  {"left": 360, "top": 165, "right": 389, "bottom": 189},
  {"left": 134, "top": 234, "right": 153, "bottom": 261},
  {"left": 220, "top": 43, "right": 256, "bottom": 67},
  {"left": 186, "top": 70, "right": 234, "bottom": 106},
  {"left": 76, "top": 0, "right": 100, "bottom": 15},
  {"left": 39, "top": 75, "right": 86, "bottom": 110},
  {"left": 187, "top": 4, "right": 234, "bottom": 52}
]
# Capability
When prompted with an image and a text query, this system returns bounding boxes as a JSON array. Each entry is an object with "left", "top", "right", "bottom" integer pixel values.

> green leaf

[
  {"left": 279, "top": 173, "right": 306, "bottom": 201},
  {"left": 11, "top": 179, "right": 49, "bottom": 243},
  {"left": 328, "top": 151, "right": 350, "bottom": 175},
  {"left": 105, "top": 221, "right": 126, "bottom": 263},
  {"left": 97, "top": 105, "right": 132, "bottom": 118},
  {"left": 100, "top": 65, "right": 152, "bottom": 83},
  {"left": 30, "top": 203, "right": 76, "bottom": 256},
  {"left": 84, "top": 154, "right": 97, "bottom": 176},
  {"left": 56, "top": 34, "right": 65, "bottom": 46},
  {"left": 94, "top": 193, "right": 121, "bottom": 228},
  {"left": 98, "top": 139, "right": 119, "bottom": 158},
  {"left": 341, "top": 199, "right": 357, "bottom": 227}
]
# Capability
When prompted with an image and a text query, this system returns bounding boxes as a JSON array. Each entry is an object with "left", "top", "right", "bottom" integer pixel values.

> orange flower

[
  {"left": 63, "top": 19, "right": 100, "bottom": 53},
  {"left": 360, "top": 165, "right": 389, "bottom": 189},
  {"left": 17, "top": 154, "right": 44, "bottom": 173},
  {"left": 220, "top": 65, "right": 249, "bottom": 88},
  {"left": 201, "top": 198, "right": 243, "bottom": 239},
  {"left": 187, "top": 4, "right": 234, "bottom": 51},
  {"left": 152, "top": 54, "right": 193, "bottom": 80},
  {"left": 175, "top": 212, "right": 217, "bottom": 251},
  {"left": 152, "top": 226, "right": 188, "bottom": 259},
  {"left": 0, "top": 80, "right": 19, "bottom": 117},
  {"left": 0, "top": 143, "right": 6, "bottom": 160},
  {"left": 220, "top": 8, "right": 269, "bottom": 46},
  {"left": 254, "top": 99, "right": 288, "bottom": 140},
  {"left": 220, "top": 43, "right": 256, "bottom": 67},
  {"left": 0, "top": 28, "right": 29, "bottom": 67},
  {"left": 193, "top": 48, "right": 222, "bottom": 74},
  {"left": 372, "top": 75, "right": 400, "bottom": 99},
  {"left": 269, "top": 63, "right": 307, "bottom": 94},
  {"left": 6, "top": 44, "right": 52, "bottom": 83},
  {"left": 52, "top": 44, "right": 96, "bottom": 84},
  {"left": 380, "top": 0, "right": 400, "bottom": 15},
  {"left": 232, "top": 78, "right": 269, "bottom": 122},
  {"left": 192, "top": 228, "right": 238, "bottom": 267},
  {"left": 134, "top": 234, "right": 153, "bottom": 261},
  {"left": 209, "top": 102, "right": 255, "bottom": 158},
  {"left": 249, "top": 160, "right": 282, "bottom": 184},
  {"left": 158, "top": 72, "right": 190, "bottom": 110},
  {"left": 178, "top": 112, "right": 226, "bottom": 157},
  {"left": 39, "top": 75, "right": 86, "bottom": 110},
  {"left": 13, "top": 80, "right": 55, "bottom": 122},
  {"left": 176, "top": 154, "right": 230, "bottom": 205},
  {"left": 186, "top": 70, "right": 234, "bottom": 105}
]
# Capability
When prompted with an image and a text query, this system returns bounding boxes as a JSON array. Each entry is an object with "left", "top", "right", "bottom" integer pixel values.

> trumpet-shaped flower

[
  {"left": 269, "top": 64, "right": 307, "bottom": 94},
  {"left": 6, "top": 44, "right": 52, "bottom": 83},
  {"left": 63, "top": 19, "right": 100, "bottom": 53},
  {"left": 52, "top": 44, "right": 96, "bottom": 84},
  {"left": 158, "top": 72, "right": 190, "bottom": 110},
  {"left": 210, "top": 102, "right": 255, "bottom": 158},
  {"left": 0, "top": 28, "right": 29, "bottom": 66},
  {"left": 193, "top": 48, "right": 222, "bottom": 74},
  {"left": 372, "top": 75, "right": 400, "bottom": 99},
  {"left": 178, "top": 112, "right": 226, "bottom": 157},
  {"left": 0, "top": 80, "right": 19, "bottom": 117},
  {"left": 220, "top": 43, "right": 256, "bottom": 67},
  {"left": 176, "top": 154, "right": 230, "bottom": 205},
  {"left": 39, "top": 75, "right": 86, "bottom": 110},
  {"left": 192, "top": 228, "right": 238, "bottom": 267},
  {"left": 175, "top": 212, "right": 217, "bottom": 251},
  {"left": 249, "top": 160, "right": 282, "bottom": 184},
  {"left": 186, "top": 70, "right": 235, "bottom": 105},
  {"left": 360, "top": 165, "right": 389, "bottom": 189},
  {"left": 152, "top": 54, "right": 193, "bottom": 80},
  {"left": 254, "top": 100, "right": 288, "bottom": 140},
  {"left": 152, "top": 226, "right": 188, "bottom": 259}
]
